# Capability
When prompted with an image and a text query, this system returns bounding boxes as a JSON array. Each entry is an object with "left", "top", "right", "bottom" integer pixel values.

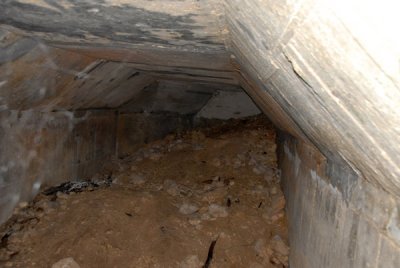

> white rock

[
  {"left": 130, "top": 174, "right": 146, "bottom": 185},
  {"left": 201, "top": 213, "right": 211, "bottom": 221},
  {"left": 51, "top": 257, "right": 80, "bottom": 268},
  {"left": 270, "top": 187, "right": 278, "bottom": 195},
  {"left": 18, "top": 202, "right": 28, "bottom": 209},
  {"left": 164, "top": 180, "right": 191, "bottom": 197},
  {"left": 208, "top": 204, "right": 228, "bottom": 218},
  {"left": 179, "top": 203, "right": 199, "bottom": 215},
  {"left": 188, "top": 218, "right": 201, "bottom": 226},
  {"left": 271, "top": 235, "right": 289, "bottom": 256},
  {"left": 163, "top": 180, "right": 179, "bottom": 196},
  {"left": 254, "top": 238, "right": 273, "bottom": 261},
  {"left": 178, "top": 255, "right": 202, "bottom": 268}
]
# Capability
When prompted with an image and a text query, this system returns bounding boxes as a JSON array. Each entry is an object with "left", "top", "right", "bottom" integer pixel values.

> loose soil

[{"left": 0, "top": 117, "right": 289, "bottom": 268}]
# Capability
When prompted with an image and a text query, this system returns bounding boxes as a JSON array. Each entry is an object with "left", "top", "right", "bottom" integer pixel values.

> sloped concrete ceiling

[
  {"left": 0, "top": 0, "right": 227, "bottom": 52},
  {"left": 1, "top": 0, "right": 400, "bottom": 197},
  {"left": 224, "top": 0, "right": 400, "bottom": 197}
]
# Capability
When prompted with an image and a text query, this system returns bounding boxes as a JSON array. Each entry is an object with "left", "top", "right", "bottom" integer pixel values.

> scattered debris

[
  {"left": 179, "top": 203, "right": 199, "bottom": 215},
  {"left": 208, "top": 204, "right": 228, "bottom": 218},
  {"left": 42, "top": 176, "right": 112, "bottom": 196},
  {"left": 0, "top": 116, "right": 288, "bottom": 267},
  {"left": 129, "top": 174, "right": 146, "bottom": 185},
  {"left": 179, "top": 255, "right": 202, "bottom": 268},
  {"left": 51, "top": 257, "right": 80, "bottom": 268}
]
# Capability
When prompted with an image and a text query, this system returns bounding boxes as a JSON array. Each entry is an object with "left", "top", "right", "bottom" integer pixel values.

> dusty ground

[{"left": 0, "top": 117, "right": 288, "bottom": 268}]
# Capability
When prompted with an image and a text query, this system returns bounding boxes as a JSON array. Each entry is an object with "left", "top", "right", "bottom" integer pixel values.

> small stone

[
  {"left": 56, "top": 192, "right": 69, "bottom": 199},
  {"left": 179, "top": 255, "right": 202, "bottom": 268},
  {"left": 270, "top": 187, "right": 278, "bottom": 195},
  {"left": 254, "top": 238, "right": 273, "bottom": 260},
  {"left": 198, "top": 206, "right": 208, "bottom": 213},
  {"left": 208, "top": 204, "right": 228, "bottom": 218},
  {"left": 179, "top": 203, "right": 199, "bottom": 215},
  {"left": 37, "top": 200, "right": 59, "bottom": 213},
  {"left": 163, "top": 180, "right": 191, "bottom": 197},
  {"left": 164, "top": 180, "right": 179, "bottom": 197},
  {"left": 188, "top": 219, "right": 201, "bottom": 226},
  {"left": 252, "top": 167, "right": 263, "bottom": 175},
  {"left": 201, "top": 213, "right": 211, "bottom": 221},
  {"left": 18, "top": 202, "right": 28, "bottom": 209},
  {"left": 271, "top": 235, "right": 289, "bottom": 256},
  {"left": 130, "top": 174, "right": 146, "bottom": 185},
  {"left": 270, "top": 256, "right": 280, "bottom": 264},
  {"left": 51, "top": 257, "right": 80, "bottom": 268},
  {"left": 271, "top": 196, "right": 286, "bottom": 214},
  {"left": 271, "top": 212, "right": 284, "bottom": 222},
  {"left": 134, "top": 156, "right": 143, "bottom": 162},
  {"left": 148, "top": 153, "right": 162, "bottom": 161}
]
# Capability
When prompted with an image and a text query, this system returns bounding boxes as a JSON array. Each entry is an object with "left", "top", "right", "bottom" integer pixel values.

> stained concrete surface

[
  {"left": 279, "top": 133, "right": 400, "bottom": 268},
  {"left": 1, "top": 1, "right": 400, "bottom": 267}
]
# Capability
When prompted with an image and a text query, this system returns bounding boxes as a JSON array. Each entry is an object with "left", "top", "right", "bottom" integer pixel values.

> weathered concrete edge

[{"left": 278, "top": 132, "right": 400, "bottom": 267}]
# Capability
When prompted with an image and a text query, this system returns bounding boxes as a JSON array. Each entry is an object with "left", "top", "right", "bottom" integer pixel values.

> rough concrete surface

[
  {"left": 0, "top": 109, "right": 117, "bottom": 224},
  {"left": 0, "top": 0, "right": 399, "bottom": 267},
  {"left": 279, "top": 133, "right": 400, "bottom": 268}
]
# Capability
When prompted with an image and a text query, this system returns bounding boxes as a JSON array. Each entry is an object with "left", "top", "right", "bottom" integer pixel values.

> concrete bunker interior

[{"left": 0, "top": 1, "right": 399, "bottom": 267}]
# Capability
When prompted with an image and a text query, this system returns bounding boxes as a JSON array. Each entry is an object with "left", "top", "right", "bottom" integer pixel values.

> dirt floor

[{"left": 0, "top": 117, "right": 289, "bottom": 268}]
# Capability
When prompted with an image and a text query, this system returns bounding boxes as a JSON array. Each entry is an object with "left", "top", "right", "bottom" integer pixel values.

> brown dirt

[{"left": 0, "top": 117, "right": 289, "bottom": 268}]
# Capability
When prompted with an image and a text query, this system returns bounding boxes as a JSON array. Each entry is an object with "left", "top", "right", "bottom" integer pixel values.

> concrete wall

[
  {"left": 116, "top": 80, "right": 261, "bottom": 157},
  {"left": 0, "top": 109, "right": 117, "bottom": 224},
  {"left": 278, "top": 133, "right": 400, "bottom": 268},
  {"left": 116, "top": 112, "right": 192, "bottom": 158}
]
